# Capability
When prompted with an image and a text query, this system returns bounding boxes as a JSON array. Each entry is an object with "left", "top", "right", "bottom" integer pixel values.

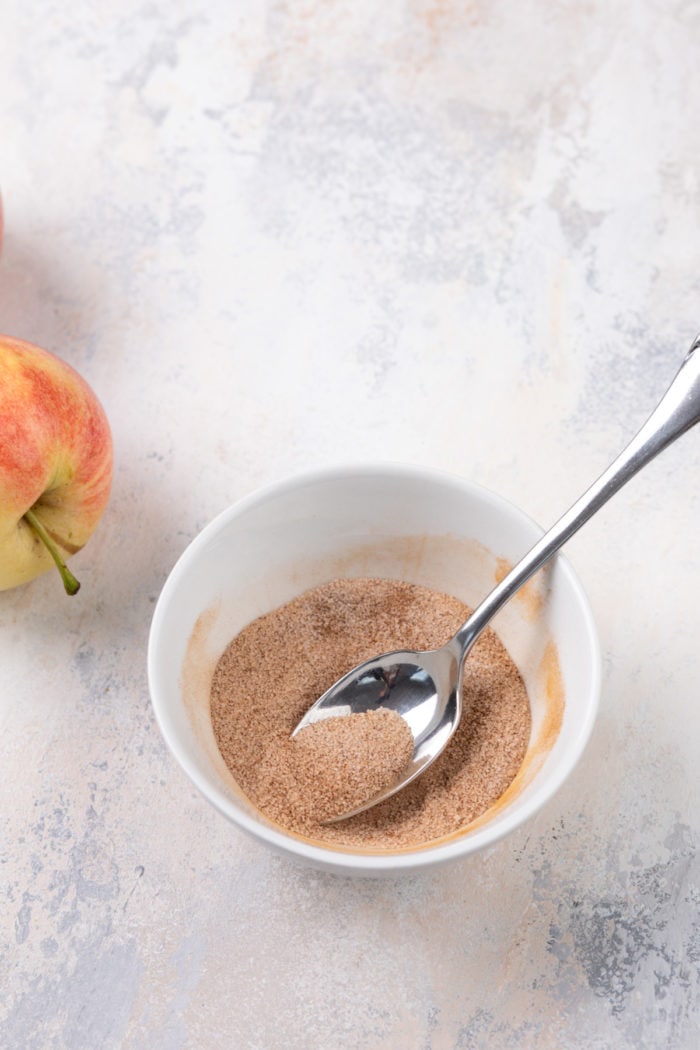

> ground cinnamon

[{"left": 210, "top": 577, "right": 531, "bottom": 850}]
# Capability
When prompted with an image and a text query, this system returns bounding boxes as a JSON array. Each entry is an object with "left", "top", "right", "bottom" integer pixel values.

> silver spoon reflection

[{"left": 293, "top": 334, "right": 700, "bottom": 821}]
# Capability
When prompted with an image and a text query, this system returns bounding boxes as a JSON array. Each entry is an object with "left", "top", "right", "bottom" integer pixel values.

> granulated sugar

[{"left": 210, "top": 577, "right": 531, "bottom": 850}]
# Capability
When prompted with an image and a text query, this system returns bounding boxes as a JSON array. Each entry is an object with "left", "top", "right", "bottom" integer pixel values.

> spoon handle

[{"left": 456, "top": 333, "right": 700, "bottom": 650}]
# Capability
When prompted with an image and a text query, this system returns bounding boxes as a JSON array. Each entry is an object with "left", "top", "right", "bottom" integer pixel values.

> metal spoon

[{"left": 293, "top": 334, "right": 700, "bottom": 821}]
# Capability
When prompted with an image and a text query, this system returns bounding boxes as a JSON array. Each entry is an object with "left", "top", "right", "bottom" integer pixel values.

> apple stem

[{"left": 23, "top": 507, "right": 81, "bottom": 595}]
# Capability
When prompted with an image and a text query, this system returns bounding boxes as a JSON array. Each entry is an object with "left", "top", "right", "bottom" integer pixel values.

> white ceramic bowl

[{"left": 148, "top": 464, "right": 600, "bottom": 876}]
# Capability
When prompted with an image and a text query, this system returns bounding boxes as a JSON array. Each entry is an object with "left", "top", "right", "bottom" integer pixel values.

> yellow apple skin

[{"left": 0, "top": 335, "right": 113, "bottom": 591}]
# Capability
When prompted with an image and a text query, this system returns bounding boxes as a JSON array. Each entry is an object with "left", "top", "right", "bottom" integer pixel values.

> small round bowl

[{"left": 148, "top": 464, "right": 600, "bottom": 876}]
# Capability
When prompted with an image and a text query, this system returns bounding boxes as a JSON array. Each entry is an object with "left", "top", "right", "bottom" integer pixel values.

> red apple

[{"left": 0, "top": 335, "right": 113, "bottom": 594}]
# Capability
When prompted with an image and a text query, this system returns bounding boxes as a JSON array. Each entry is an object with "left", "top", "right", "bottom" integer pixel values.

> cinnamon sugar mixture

[
  {"left": 210, "top": 577, "right": 531, "bottom": 850},
  {"left": 290, "top": 709, "right": 415, "bottom": 823}
]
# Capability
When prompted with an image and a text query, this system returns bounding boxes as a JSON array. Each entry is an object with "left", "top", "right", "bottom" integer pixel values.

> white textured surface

[{"left": 1, "top": 2, "right": 699, "bottom": 1047}]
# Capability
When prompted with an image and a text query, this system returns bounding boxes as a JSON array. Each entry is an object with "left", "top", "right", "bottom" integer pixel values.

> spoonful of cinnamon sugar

[
  {"left": 290, "top": 708, "right": 414, "bottom": 823},
  {"left": 293, "top": 333, "right": 700, "bottom": 821}
]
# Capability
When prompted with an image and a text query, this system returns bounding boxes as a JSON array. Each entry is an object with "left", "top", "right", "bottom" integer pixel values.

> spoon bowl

[
  {"left": 292, "top": 641, "right": 462, "bottom": 819},
  {"left": 294, "top": 334, "right": 700, "bottom": 820}
]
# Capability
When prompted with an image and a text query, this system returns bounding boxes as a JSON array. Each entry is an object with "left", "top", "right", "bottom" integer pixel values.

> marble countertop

[{"left": 1, "top": 2, "right": 699, "bottom": 1047}]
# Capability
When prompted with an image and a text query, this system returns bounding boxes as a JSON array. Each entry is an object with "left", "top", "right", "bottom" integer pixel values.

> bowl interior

[{"left": 148, "top": 467, "right": 599, "bottom": 873}]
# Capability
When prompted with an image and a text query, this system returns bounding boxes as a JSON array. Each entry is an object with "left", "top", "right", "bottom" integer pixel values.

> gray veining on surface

[{"left": 1, "top": 1, "right": 700, "bottom": 1047}]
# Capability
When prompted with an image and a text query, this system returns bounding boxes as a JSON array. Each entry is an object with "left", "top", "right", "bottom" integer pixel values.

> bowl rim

[{"left": 148, "top": 461, "right": 602, "bottom": 873}]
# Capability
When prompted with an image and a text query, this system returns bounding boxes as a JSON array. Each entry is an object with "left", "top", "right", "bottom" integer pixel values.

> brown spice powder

[{"left": 210, "top": 577, "right": 531, "bottom": 850}]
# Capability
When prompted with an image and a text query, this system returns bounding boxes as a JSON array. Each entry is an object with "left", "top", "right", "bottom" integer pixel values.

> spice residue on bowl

[{"left": 210, "top": 577, "right": 531, "bottom": 850}]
